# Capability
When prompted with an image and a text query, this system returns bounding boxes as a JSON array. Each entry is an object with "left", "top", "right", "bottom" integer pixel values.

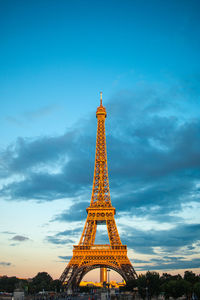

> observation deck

[{"left": 73, "top": 244, "right": 127, "bottom": 250}]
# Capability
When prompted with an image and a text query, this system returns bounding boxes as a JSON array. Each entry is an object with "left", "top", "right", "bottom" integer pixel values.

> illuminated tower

[{"left": 60, "top": 93, "right": 137, "bottom": 288}]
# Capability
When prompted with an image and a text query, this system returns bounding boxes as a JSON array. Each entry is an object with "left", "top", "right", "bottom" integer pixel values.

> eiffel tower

[{"left": 60, "top": 93, "right": 137, "bottom": 288}]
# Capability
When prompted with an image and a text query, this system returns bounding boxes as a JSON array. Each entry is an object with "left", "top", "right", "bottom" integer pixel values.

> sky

[{"left": 0, "top": 0, "right": 200, "bottom": 281}]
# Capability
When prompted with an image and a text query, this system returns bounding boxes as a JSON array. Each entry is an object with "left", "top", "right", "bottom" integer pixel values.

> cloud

[
  {"left": 58, "top": 256, "right": 72, "bottom": 260},
  {"left": 5, "top": 105, "right": 61, "bottom": 127},
  {"left": 0, "top": 129, "right": 93, "bottom": 199},
  {"left": 46, "top": 236, "right": 74, "bottom": 245},
  {"left": 11, "top": 235, "right": 29, "bottom": 242},
  {"left": 23, "top": 105, "right": 60, "bottom": 120},
  {"left": 56, "top": 228, "right": 82, "bottom": 236},
  {"left": 53, "top": 201, "right": 88, "bottom": 222},
  {"left": 137, "top": 258, "right": 200, "bottom": 271},
  {"left": 1, "top": 86, "right": 200, "bottom": 208},
  {"left": 5, "top": 116, "right": 24, "bottom": 127},
  {"left": 1, "top": 231, "right": 16, "bottom": 235},
  {"left": 0, "top": 172, "right": 81, "bottom": 201},
  {"left": 1, "top": 81, "right": 200, "bottom": 208},
  {"left": 46, "top": 227, "right": 83, "bottom": 245},
  {"left": 122, "top": 223, "right": 200, "bottom": 255},
  {"left": 0, "top": 262, "right": 11, "bottom": 266}
]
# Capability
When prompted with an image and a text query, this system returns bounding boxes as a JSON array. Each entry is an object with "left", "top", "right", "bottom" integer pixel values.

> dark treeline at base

[
  {"left": 1, "top": 271, "right": 200, "bottom": 299},
  {"left": 0, "top": 272, "right": 62, "bottom": 294},
  {"left": 121, "top": 271, "right": 200, "bottom": 299}
]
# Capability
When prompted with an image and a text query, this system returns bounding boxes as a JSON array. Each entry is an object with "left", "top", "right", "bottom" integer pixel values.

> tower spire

[{"left": 100, "top": 91, "right": 102, "bottom": 106}]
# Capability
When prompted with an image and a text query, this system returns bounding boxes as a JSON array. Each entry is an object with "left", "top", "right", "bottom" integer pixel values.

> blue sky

[{"left": 0, "top": 0, "right": 200, "bottom": 280}]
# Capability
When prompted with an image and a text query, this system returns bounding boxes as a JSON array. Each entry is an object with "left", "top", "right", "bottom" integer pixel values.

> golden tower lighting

[{"left": 60, "top": 93, "right": 137, "bottom": 289}]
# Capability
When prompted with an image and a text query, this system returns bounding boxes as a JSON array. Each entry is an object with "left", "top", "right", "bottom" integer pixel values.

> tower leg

[{"left": 100, "top": 267, "right": 107, "bottom": 282}]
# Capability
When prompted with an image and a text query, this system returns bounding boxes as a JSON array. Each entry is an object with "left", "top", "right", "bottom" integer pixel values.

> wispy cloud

[
  {"left": 58, "top": 255, "right": 72, "bottom": 260},
  {"left": 5, "top": 116, "right": 24, "bottom": 127},
  {"left": 2, "top": 231, "right": 16, "bottom": 235},
  {"left": 46, "top": 227, "right": 83, "bottom": 245},
  {"left": 136, "top": 258, "right": 200, "bottom": 271},
  {"left": 0, "top": 262, "right": 12, "bottom": 266},
  {"left": 11, "top": 235, "right": 30, "bottom": 242},
  {"left": 23, "top": 105, "right": 61, "bottom": 120},
  {"left": 5, "top": 105, "right": 61, "bottom": 127},
  {"left": 46, "top": 236, "right": 74, "bottom": 245}
]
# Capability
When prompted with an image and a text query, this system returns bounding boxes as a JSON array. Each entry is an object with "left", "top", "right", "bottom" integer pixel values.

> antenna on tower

[{"left": 100, "top": 92, "right": 102, "bottom": 106}]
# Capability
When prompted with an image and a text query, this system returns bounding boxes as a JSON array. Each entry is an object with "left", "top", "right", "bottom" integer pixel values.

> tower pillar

[{"left": 100, "top": 267, "right": 107, "bottom": 283}]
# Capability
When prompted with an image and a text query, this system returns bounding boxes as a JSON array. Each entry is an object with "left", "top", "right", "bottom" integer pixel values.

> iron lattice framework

[{"left": 60, "top": 93, "right": 137, "bottom": 288}]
